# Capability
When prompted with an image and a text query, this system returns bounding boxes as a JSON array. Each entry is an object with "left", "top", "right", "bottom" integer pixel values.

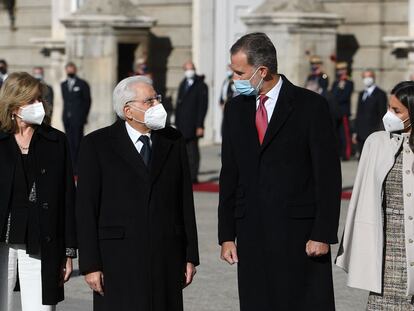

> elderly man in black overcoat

[{"left": 76, "top": 76, "right": 199, "bottom": 311}]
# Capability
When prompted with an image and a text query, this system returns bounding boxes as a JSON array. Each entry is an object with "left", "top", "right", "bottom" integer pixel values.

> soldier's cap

[
  {"left": 336, "top": 62, "right": 348, "bottom": 70},
  {"left": 310, "top": 56, "right": 322, "bottom": 64}
]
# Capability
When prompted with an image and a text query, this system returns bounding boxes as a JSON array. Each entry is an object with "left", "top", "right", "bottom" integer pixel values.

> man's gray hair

[{"left": 113, "top": 75, "right": 153, "bottom": 120}]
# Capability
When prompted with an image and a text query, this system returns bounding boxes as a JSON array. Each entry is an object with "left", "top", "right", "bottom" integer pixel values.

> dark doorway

[
  {"left": 148, "top": 34, "right": 173, "bottom": 124},
  {"left": 117, "top": 43, "right": 138, "bottom": 83},
  {"left": 336, "top": 34, "right": 360, "bottom": 76}
]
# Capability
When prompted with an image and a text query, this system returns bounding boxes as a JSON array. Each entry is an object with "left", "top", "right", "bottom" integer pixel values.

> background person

[
  {"left": 175, "top": 61, "right": 208, "bottom": 183},
  {"left": 61, "top": 62, "right": 91, "bottom": 172}
]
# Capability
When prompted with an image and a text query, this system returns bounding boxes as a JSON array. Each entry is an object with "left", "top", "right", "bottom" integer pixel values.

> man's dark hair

[
  {"left": 0, "top": 59, "right": 8, "bottom": 67},
  {"left": 65, "top": 61, "right": 77, "bottom": 69},
  {"left": 230, "top": 32, "right": 278, "bottom": 74}
]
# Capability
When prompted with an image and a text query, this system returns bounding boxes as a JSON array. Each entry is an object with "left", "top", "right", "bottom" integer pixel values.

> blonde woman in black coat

[{"left": 0, "top": 72, "right": 77, "bottom": 311}]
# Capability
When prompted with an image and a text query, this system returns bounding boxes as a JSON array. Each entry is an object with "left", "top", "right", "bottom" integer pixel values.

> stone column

[
  {"left": 60, "top": 0, "right": 156, "bottom": 133},
  {"left": 193, "top": 0, "right": 215, "bottom": 145},
  {"left": 242, "top": 0, "right": 342, "bottom": 86}
]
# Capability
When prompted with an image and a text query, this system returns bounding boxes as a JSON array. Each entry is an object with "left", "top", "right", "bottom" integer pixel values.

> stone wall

[
  {"left": 323, "top": 0, "right": 408, "bottom": 114},
  {"left": 130, "top": 0, "right": 193, "bottom": 108},
  {"left": 0, "top": 0, "right": 52, "bottom": 75}
]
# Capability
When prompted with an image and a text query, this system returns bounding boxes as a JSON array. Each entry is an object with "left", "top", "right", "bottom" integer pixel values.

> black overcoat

[
  {"left": 0, "top": 125, "right": 76, "bottom": 305},
  {"left": 175, "top": 75, "right": 208, "bottom": 140},
  {"left": 61, "top": 77, "right": 91, "bottom": 127},
  {"left": 355, "top": 86, "right": 388, "bottom": 142},
  {"left": 218, "top": 76, "right": 342, "bottom": 311},
  {"left": 76, "top": 120, "right": 199, "bottom": 311}
]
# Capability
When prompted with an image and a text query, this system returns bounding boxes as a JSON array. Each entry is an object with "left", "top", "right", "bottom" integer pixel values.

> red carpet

[{"left": 193, "top": 182, "right": 353, "bottom": 200}]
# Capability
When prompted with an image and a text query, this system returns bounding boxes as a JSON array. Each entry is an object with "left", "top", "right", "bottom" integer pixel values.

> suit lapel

[
  {"left": 109, "top": 121, "right": 149, "bottom": 181},
  {"left": 149, "top": 131, "right": 173, "bottom": 183},
  {"left": 260, "top": 76, "right": 294, "bottom": 153}
]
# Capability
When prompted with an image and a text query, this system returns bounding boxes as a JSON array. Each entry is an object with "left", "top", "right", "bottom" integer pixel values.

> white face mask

[
  {"left": 184, "top": 70, "right": 195, "bottom": 79},
  {"left": 129, "top": 104, "right": 167, "bottom": 130},
  {"left": 382, "top": 110, "right": 410, "bottom": 133},
  {"left": 17, "top": 102, "right": 45, "bottom": 125},
  {"left": 363, "top": 77, "right": 375, "bottom": 88}
]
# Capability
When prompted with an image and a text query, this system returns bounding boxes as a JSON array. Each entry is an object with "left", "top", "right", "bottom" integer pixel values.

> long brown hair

[
  {"left": 0, "top": 72, "right": 51, "bottom": 133},
  {"left": 391, "top": 81, "right": 414, "bottom": 153}
]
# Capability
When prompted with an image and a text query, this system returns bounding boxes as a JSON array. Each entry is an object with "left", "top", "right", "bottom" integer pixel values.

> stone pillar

[
  {"left": 242, "top": 0, "right": 342, "bottom": 86},
  {"left": 60, "top": 0, "right": 156, "bottom": 133},
  {"left": 193, "top": 0, "right": 215, "bottom": 145}
]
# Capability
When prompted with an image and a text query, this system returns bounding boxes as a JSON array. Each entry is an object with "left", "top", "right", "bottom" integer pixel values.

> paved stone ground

[{"left": 11, "top": 146, "right": 368, "bottom": 310}]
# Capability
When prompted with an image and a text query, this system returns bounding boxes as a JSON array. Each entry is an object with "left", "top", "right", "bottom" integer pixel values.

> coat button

[
  {"left": 44, "top": 236, "right": 52, "bottom": 243},
  {"left": 406, "top": 149, "right": 411, "bottom": 154},
  {"left": 408, "top": 193, "right": 412, "bottom": 198},
  {"left": 410, "top": 239, "right": 414, "bottom": 244},
  {"left": 409, "top": 216, "right": 414, "bottom": 221},
  {"left": 40, "top": 168, "right": 46, "bottom": 175},
  {"left": 42, "top": 203, "right": 49, "bottom": 210},
  {"left": 407, "top": 170, "right": 411, "bottom": 175}
]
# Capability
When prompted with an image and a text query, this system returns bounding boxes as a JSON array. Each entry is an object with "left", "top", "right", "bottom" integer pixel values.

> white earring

[{"left": 11, "top": 115, "right": 14, "bottom": 120}]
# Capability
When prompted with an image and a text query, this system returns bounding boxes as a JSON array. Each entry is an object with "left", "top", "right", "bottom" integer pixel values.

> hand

[
  {"left": 183, "top": 262, "right": 197, "bottom": 288},
  {"left": 220, "top": 241, "right": 238, "bottom": 265},
  {"left": 60, "top": 257, "right": 73, "bottom": 285},
  {"left": 85, "top": 271, "right": 104, "bottom": 296},
  {"left": 352, "top": 133, "right": 358, "bottom": 145},
  {"left": 196, "top": 127, "right": 204, "bottom": 138},
  {"left": 306, "top": 240, "right": 329, "bottom": 257}
]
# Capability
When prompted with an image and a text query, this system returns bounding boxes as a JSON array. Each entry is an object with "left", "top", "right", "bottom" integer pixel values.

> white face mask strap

[
  {"left": 249, "top": 67, "right": 261, "bottom": 82},
  {"left": 128, "top": 104, "right": 146, "bottom": 114}
]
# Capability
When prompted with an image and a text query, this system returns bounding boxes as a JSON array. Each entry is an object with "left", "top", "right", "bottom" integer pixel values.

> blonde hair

[{"left": 0, "top": 72, "right": 51, "bottom": 133}]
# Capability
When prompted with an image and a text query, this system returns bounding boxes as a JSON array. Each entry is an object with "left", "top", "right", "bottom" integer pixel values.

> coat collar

[
  {"left": 237, "top": 75, "right": 296, "bottom": 154},
  {"left": 0, "top": 125, "right": 58, "bottom": 142},
  {"left": 109, "top": 120, "right": 149, "bottom": 180},
  {"left": 109, "top": 120, "right": 173, "bottom": 183},
  {"left": 260, "top": 75, "right": 295, "bottom": 152},
  {"left": 36, "top": 125, "right": 59, "bottom": 141}
]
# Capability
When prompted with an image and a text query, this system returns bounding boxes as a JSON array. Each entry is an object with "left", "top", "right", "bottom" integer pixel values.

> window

[{"left": 71, "top": 0, "right": 85, "bottom": 12}]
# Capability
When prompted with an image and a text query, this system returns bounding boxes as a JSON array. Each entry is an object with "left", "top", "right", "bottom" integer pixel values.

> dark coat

[
  {"left": 0, "top": 125, "right": 76, "bottom": 305},
  {"left": 331, "top": 78, "right": 354, "bottom": 117},
  {"left": 61, "top": 76, "right": 91, "bottom": 127},
  {"left": 218, "top": 76, "right": 342, "bottom": 311},
  {"left": 175, "top": 75, "right": 208, "bottom": 140},
  {"left": 355, "top": 86, "right": 388, "bottom": 142},
  {"left": 76, "top": 120, "right": 199, "bottom": 311},
  {"left": 44, "top": 84, "right": 54, "bottom": 113}
]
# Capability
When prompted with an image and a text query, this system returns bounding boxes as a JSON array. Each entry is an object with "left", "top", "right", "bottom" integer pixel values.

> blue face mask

[{"left": 233, "top": 67, "right": 263, "bottom": 96}]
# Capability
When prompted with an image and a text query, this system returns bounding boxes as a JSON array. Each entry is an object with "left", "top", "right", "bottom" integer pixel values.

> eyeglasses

[{"left": 126, "top": 94, "right": 162, "bottom": 107}]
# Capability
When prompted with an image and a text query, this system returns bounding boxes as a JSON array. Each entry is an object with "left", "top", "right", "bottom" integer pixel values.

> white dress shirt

[
  {"left": 125, "top": 122, "right": 152, "bottom": 154},
  {"left": 256, "top": 77, "right": 283, "bottom": 123},
  {"left": 362, "top": 84, "right": 376, "bottom": 101}
]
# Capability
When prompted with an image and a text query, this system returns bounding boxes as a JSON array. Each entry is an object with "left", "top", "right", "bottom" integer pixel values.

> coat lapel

[
  {"left": 0, "top": 132, "right": 18, "bottom": 178},
  {"left": 109, "top": 121, "right": 149, "bottom": 181},
  {"left": 260, "top": 76, "right": 295, "bottom": 153},
  {"left": 150, "top": 131, "right": 173, "bottom": 183},
  {"left": 242, "top": 96, "right": 261, "bottom": 151}
]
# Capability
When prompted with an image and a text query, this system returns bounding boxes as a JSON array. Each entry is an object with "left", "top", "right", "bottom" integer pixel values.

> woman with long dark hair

[
  {"left": 337, "top": 81, "right": 414, "bottom": 309},
  {"left": 0, "top": 72, "right": 76, "bottom": 311}
]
